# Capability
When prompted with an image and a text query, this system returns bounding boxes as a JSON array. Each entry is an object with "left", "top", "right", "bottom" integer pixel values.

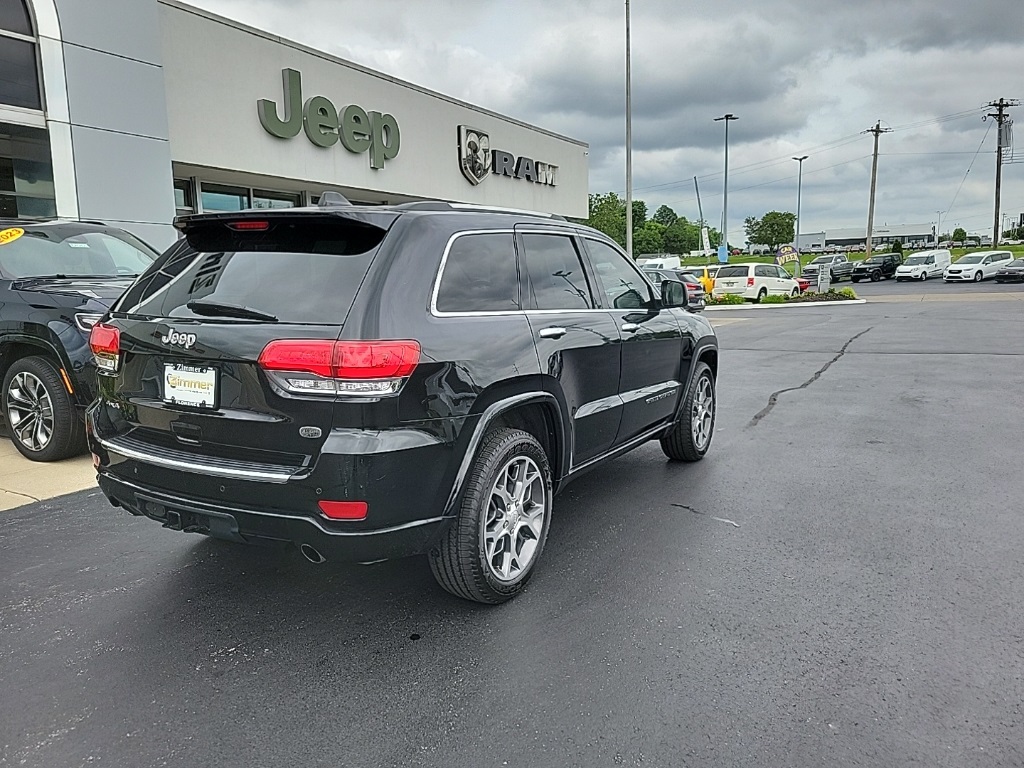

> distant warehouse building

[{"left": 798, "top": 223, "right": 936, "bottom": 252}]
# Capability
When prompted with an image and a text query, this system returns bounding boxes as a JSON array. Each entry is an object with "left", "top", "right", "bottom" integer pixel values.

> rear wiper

[{"left": 186, "top": 301, "right": 278, "bottom": 323}]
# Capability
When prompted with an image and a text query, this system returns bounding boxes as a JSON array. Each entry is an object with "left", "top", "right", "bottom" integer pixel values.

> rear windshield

[
  {"left": 116, "top": 218, "right": 385, "bottom": 324},
  {"left": 716, "top": 265, "right": 749, "bottom": 278},
  {"left": 0, "top": 223, "right": 157, "bottom": 278}
]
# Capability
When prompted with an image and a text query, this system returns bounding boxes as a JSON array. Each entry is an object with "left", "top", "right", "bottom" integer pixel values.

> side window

[
  {"left": 520, "top": 233, "right": 594, "bottom": 310},
  {"left": 755, "top": 265, "right": 773, "bottom": 277},
  {"left": 776, "top": 266, "right": 791, "bottom": 278},
  {"left": 582, "top": 238, "right": 652, "bottom": 310},
  {"left": 435, "top": 233, "right": 520, "bottom": 313}
]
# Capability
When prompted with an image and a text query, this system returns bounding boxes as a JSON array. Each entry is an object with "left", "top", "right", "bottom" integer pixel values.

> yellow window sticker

[{"left": 0, "top": 227, "right": 25, "bottom": 246}]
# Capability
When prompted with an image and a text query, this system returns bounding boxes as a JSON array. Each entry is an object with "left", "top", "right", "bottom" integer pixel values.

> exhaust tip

[{"left": 299, "top": 543, "right": 326, "bottom": 564}]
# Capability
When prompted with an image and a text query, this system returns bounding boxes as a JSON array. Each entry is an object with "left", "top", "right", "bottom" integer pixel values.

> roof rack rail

[{"left": 393, "top": 201, "right": 566, "bottom": 221}]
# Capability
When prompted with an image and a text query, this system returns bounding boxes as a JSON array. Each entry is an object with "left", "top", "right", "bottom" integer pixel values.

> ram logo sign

[{"left": 457, "top": 126, "right": 558, "bottom": 187}]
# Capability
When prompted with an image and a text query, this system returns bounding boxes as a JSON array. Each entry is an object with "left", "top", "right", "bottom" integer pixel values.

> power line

[{"left": 944, "top": 122, "right": 993, "bottom": 216}]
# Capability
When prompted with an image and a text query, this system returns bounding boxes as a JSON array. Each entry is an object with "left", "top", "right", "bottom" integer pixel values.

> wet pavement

[{"left": 3, "top": 296, "right": 1023, "bottom": 767}]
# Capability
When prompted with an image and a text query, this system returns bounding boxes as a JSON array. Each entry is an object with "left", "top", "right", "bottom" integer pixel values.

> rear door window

[
  {"left": 116, "top": 218, "right": 386, "bottom": 325},
  {"left": 519, "top": 233, "right": 595, "bottom": 310},
  {"left": 435, "top": 233, "right": 519, "bottom": 313}
]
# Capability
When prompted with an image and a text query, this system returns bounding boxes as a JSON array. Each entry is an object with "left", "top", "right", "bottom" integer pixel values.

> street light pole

[
  {"left": 793, "top": 155, "right": 808, "bottom": 272},
  {"left": 624, "top": 0, "right": 633, "bottom": 258},
  {"left": 714, "top": 114, "right": 738, "bottom": 260},
  {"left": 935, "top": 210, "right": 942, "bottom": 246}
]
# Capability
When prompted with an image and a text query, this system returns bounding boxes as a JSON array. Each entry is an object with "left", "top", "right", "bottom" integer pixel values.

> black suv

[
  {"left": 0, "top": 219, "right": 158, "bottom": 461},
  {"left": 87, "top": 200, "right": 719, "bottom": 603},
  {"left": 851, "top": 252, "right": 901, "bottom": 282}
]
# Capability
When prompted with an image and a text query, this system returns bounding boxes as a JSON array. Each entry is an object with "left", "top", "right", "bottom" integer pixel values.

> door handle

[
  {"left": 538, "top": 326, "right": 567, "bottom": 339},
  {"left": 621, "top": 323, "right": 640, "bottom": 333}
]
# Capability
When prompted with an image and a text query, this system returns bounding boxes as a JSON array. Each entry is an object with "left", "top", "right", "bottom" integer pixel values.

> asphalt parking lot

[{"left": 3, "top": 292, "right": 1024, "bottom": 767}]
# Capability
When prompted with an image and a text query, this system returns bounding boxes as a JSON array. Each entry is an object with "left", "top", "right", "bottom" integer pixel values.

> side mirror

[{"left": 660, "top": 280, "right": 687, "bottom": 308}]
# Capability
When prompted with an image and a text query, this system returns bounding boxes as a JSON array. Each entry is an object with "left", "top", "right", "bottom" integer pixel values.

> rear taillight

[
  {"left": 318, "top": 500, "right": 368, "bottom": 520},
  {"left": 258, "top": 340, "right": 420, "bottom": 397},
  {"left": 747, "top": 277, "right": 755, "bottom": 286},
  {"left": 89, "top": 323, "right": 121, "bottom": 374}
]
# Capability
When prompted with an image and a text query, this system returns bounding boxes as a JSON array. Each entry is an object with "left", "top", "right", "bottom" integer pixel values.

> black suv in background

[
  {"left": 851, "top": 252, "right": 902, "bottom": 282},
  {"left": 0, "top": 219, "right": 157, "bottom": 460},
  {"left": 88, "top": 200, "right": 719, "bottom": 604}
]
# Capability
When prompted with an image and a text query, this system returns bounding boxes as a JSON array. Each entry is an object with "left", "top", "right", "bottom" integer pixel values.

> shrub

[
  {"left": 706, "top": 293, "right": 745, "bottom": 305},
  {"left": 760, "top": 294, "right": 789, "bottom": 303},
  {"left": 787, "top": 288, "right": 859, "bottom": 303}
]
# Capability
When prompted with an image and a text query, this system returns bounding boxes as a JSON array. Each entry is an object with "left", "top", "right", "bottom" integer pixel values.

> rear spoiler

[{"left": 172, "top": 208, "right": 399, "bottom": 234}]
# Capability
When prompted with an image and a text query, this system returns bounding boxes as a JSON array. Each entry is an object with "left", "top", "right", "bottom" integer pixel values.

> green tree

[
  {"left": 652, "top": 205, "right": 678, "bottom": 228},
  {"left": 631, "top": 200, "right": 648, "bottom": 230},
  {"left": 584, "top": 192, "right": 627, "bottom": 247},
  {"left": 952, "top": 227, "right": 967, "bottom": 242},
  {"left": 744, "top": 211, "right": 797, "bottom": 251},
  {"left": 633, "top": 221, "right": 666, "bottom": 256},
  {"left": 664, "top": 218, "right": 699, "bottom": 254},
  {"left": 891, "top": 240, "right": 903, "bottom": 253}
]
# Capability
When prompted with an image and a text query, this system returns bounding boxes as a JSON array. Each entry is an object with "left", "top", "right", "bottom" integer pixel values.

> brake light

[
  {"left": 89, "top": 323, "right": 121, "bottom": 374},
  {"left": 227, "top": 220, "right": 270, "bottom": 231},
  {"left": 747, "top": 277, "right": 755, "bottom": 286},
  {"left": 318, "top": 500, "right": 368, "bottom": 520},
  {"left": 259, "top": 340, "right": 421, "bottom": 397}
]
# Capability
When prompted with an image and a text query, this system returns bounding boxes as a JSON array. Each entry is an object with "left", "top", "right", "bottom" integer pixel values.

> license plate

[{"left": 163, "top": 363, "right": 217, "bottom": 408}]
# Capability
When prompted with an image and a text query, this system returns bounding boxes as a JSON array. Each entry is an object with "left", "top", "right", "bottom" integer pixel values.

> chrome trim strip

[
  {"left": 102, "top": 473, "right": 443, "bottom": 538},
  {"left": 98, "top": 436, "right": 299, "bottom": 484},
  {"left": 567, "top": 423, "right": 668, "bottom": 475},
  {"left": 574, "top": 380, "right": 680, "bottom": 420}
]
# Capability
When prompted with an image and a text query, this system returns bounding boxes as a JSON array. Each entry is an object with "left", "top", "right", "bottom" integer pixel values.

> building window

[
  {"left": 173, "top": 179, "right": 195, "bottom": 216},
  {"left": 200, "top": 183, "right": 249, "bottom": 212},
  {"left": 252, "top": 189, "right": 300, "bottom": 209},
  {"left": 0, "top": 122, "right": 55, "bottom": 218},
  {"left": 0, "top": 0, "right": 41, "bottom": 111}
]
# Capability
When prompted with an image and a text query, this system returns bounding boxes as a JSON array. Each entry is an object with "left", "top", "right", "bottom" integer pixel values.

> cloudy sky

[{"left": 191, "top": 0, "right": 1023, "bottom": 243}]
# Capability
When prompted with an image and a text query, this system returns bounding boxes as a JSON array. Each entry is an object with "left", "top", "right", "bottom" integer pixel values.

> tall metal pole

[
  {"left": 793, "top": 155, "right": 807, "bottom": 252},
  {"left": 935, "top": 210, "right": 942, "bottom": 246},
  {"left": 714, "top": 114, "right": 738, "bottom": 257},
  {"left": 624, "top": 0, "right": 633, "bottom": 258}
]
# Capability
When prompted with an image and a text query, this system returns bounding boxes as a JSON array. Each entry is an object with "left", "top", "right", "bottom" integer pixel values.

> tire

[
  {"left": 3, "top": 356, "right": 85, "bottom": 462},
  {"left": 974, "top": 271, "right": 983, "bottom": 282},
  {"left": 920, "top": 272, "right": 927, "bottom": 281},
  {"left": 660, "top": 362, "right": 716, "bottom": 462},
  {"left": 870, "top": 270, "right": 881, "bottom": 282},
  {"left": 852, "top": 277, "right": 860, "bottom": 283},
  {"left": 830, "top": 271, "right": 837, "bottom": 282},
  {"left": 756, "top": 288, "right": 767, "bottom": 303},
  {"left": 791, "top": 288, "right": 800, "bottom": 297},
  {"left": 429, "top": 428, "right": 552, "bottom": 604}
]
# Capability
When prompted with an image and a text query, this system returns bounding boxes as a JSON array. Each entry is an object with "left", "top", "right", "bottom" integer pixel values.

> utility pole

[
  {"left": 864, "top": 121, "right": 891, "bottom": 260},
  {"left": 987, "top": 98, "right": 1019, "bottom": 247},
  {"left": 624, "top": 0, "right": 633, "bottom": 258},
  {"left": 935, "top": 210, "right": 943, "bottom": 246}
]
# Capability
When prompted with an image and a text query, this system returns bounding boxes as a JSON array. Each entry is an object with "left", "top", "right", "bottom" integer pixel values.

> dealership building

[
  {"left": 0, "top": 0, "right": 589, "bottom": 248},
  {"left": 797, "top": 223, "right": 938, "bottom": 252}
]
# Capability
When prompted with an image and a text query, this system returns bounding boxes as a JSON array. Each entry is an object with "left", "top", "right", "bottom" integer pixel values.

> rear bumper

[{"left": 97, "top": 472, "right": 447, "bottom": 562}]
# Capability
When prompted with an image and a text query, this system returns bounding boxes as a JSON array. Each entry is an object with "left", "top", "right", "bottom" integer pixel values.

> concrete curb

[{"left": 704, "top": 299, "right": 867, "bottom": 311}]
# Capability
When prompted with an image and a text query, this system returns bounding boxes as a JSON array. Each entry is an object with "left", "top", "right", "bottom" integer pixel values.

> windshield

[
  {"left": 955, "top": 255, "right": 983, "bottom": 264},
  {"left": 810, "top": 256, "right": 832, "bottom": 264},
  {"left": 0, "top": 223, "right": 157, "bottom": 279},
  {"left": 904, "top": 256, "right": 928, "bottom": 265},
  {"left": 1008, "top": 259, "right": 1024, "bottom": 267},
  {"left": 862, "top": 256, "right": 885, "bottom": 264}
]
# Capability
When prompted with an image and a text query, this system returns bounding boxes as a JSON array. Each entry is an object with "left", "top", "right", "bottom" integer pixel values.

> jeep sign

[{"left": 258, "top": 69, "right": 400, "bottom": 170}]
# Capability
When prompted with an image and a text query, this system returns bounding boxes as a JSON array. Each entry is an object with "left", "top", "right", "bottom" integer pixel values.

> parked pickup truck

[{"left": 801, "top": 253, "right": 854, "bottom": 283}]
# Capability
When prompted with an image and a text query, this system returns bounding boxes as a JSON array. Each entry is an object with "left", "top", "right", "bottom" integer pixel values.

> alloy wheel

[
  {"left": 6, "top": 372, "right": 54, "bottom": 452},
  {"left": 691, "top": 374, "right": 715, "bottom": 451},
  {"left": 483, "top": 456, "right": 547, "bottom": 582}
]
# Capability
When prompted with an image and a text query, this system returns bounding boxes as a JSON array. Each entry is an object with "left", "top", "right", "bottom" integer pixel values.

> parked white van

[
  {"left": 895, "top": 249, "right": 951, "bottom": 281},
  {"left": 637, "top": 256, "right": 682, "bottom": 270}
]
